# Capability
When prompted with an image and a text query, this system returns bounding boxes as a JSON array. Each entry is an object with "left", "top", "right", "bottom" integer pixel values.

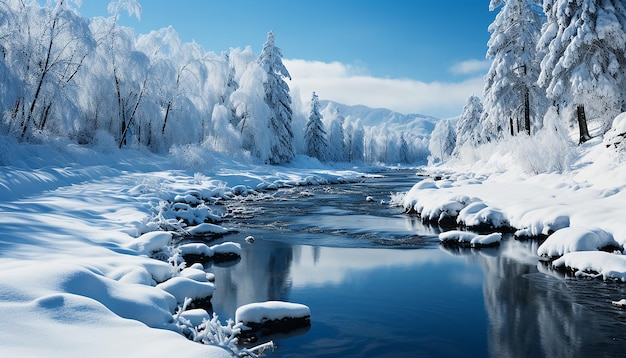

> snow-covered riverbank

[
  {"left": 402, "top": 135, "right": 626, "bottom": 281},
  {"left": 0, "top": 139, "right": 369, "bottom": 357}
]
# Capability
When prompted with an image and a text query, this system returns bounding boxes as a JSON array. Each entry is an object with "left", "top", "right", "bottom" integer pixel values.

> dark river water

[{"left": 205, "top": 169, "right": 626, "bottom": 358}]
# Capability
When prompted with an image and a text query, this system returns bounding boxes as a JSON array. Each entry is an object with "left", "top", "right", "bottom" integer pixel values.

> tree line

[{"left": 0, "top": 0, "right": 426, "bottom": 165}]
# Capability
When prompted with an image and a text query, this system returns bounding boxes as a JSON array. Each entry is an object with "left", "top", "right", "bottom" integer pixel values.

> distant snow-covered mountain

[{"left": 319, "top": 100, "right": 442, "bottom": 138}]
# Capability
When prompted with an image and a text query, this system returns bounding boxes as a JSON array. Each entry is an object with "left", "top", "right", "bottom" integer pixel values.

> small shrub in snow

[{"left": 174, "top": 298, "right": 275, "bottom": 357}]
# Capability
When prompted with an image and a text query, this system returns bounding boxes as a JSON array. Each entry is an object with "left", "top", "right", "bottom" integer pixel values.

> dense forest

[
  {"left": 0, "top": 0, "right": 428, "bottom": 165},
  {"left": 429, "top": 0, "right": 626, "bottom": 170}
]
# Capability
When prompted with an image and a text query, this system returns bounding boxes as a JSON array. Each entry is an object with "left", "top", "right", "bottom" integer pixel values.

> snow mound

[
  {"left": 186, "top": 223, "right": 231, "bottom": 236},
  {"left": 457, "top": 201, "right": 509, "bottom": 229},
  {"left": 402, "top": 180, "right": 477, "bottom": 227},
  {"left": 514, "top": 213, "right": 570, "bottom": 239},
  {"left": 179, "top": 308, "right": 211, "bottom": 327},
  {"left": 552, "top": 251, "right": 626, "bottom": 281},
  {"left": 178, "top": 242, "right": 241, "bottom": 261},
  {"left": 439, "top": 230, "right": 502, "bottom": 248},
  {"left": 235, "top": 301, "right": 311, "bottom": 328},
  {"left": 179, "top": 265, "right": 214, "bottom": 282},
  {"left": 537, "top": 227, "right": 622, "bottom": 258},
  {"left": 603, "top": 112, "right": 626, "bottom": 149},
  {"left": 127, "top": 231, "right": 173, "bottom": 255},
  {"left": 156, "top": 276, "right": 215, "bottom": 304}
]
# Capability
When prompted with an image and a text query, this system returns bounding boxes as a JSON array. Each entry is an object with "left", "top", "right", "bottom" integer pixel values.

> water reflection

[
  {"left": 443, "top": 238, "right": 626, "bottom": 358},
  {"left": 207, "top": 171, "right": 626, "bottom": 357}
]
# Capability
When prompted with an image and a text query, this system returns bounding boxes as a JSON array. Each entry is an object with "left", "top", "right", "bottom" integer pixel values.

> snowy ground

[
  {"left": 0, "top": 138, "right": 368, "bottom": 357},
  {"left": 5, "top": 128, "right": 626, "bottom": 356},
  {"left": 403, "top": 133, "right": 626, "bottom": 282}
]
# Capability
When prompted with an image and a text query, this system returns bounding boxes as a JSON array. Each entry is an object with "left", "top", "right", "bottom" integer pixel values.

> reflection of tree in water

[
  {"left": 445, "top": 239, "right": 626, "bottom": 358},
  {"left": 208, "top": 238, "right": 294, "bottom": 318},
  {"left": 267, "top": 244, "right": 294, "bottom": 300}
]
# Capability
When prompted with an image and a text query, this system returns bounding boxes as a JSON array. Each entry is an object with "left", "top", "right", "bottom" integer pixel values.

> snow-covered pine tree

[
  {"left": 483, "top": 0, "right": 545, "bottom": 140},
  {"left": 304, "top": 92, "right": 328, "bottom": 161},
  {"left": 399, "top": 134, "right": 410, "bottom": 163},
  {"left": 258, "top": 31, "right": 295, "bottom": 164},
  {"left": 455, "top": 95, "right": 485, "bottom": 153},
  {"left": 327, "top": 109, "right": 346, "bottom": 162},
  {"left": 538, "top": 0, "right": 626, "bottom": 143},
  {"left": 348, "top": 119, "right": 365, "bottom": 162},
  {"left": 428, "top": 119, "right": 456, "bottom": 165}
]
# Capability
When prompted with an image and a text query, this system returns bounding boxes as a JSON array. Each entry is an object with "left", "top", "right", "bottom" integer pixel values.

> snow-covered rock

[
  {"left": 439, "top": 230, "right": 502, "bottom": 248},
  {"left": 211, "top": 242, "right": 242, "bottom": 257},
  {"left": 457, "top": 201, "right": 509, "bottom": 230},
  {"left": 235, "top": 301, "right": 311, "bottom": 330},
  {"left": 552, "top": 251, "right": 626, "bottom": 281},
  {"left": 186, "top": 223, "right": 231, "bottom": 236},
  {"left": 537, "top": 227, "right": 622, "bottom": 258},
  {"left": 178, "top": 242, "right": 241, "bottom": 261}
]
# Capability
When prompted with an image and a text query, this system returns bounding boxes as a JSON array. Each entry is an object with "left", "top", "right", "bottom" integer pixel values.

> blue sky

[{"left": 78, "top": 1, "right": 497, "bottom": 118}]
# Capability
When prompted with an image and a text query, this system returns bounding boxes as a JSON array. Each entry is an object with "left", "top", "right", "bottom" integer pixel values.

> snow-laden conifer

[
  {"left": 538, "top": 0, "right": 626, "bottom": 143},
  {"left": 428, "top": 119, "right": 456, "bottom": 165},
  {"left": 483, "top": 0, "right": 545, "bottom": 140},
  {"left": 455, "top": 95, "right": 484, "bottom": 153},
  {"left": 327, "top": 108, "right": 346, "bottom": 162},
  {"left": 258, "top": 31, "right": 295, "bottom": 164},
  {"left": 304, "top": 92, "right": 328, "bottom": 161}
]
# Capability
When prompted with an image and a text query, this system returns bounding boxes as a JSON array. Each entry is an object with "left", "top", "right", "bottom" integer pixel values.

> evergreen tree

[
  {"left": 483, "top": 0, "right": 545, "bottom": 140},
  {"left": 399, "top": 134, "right": 410, "bottom": 163},
  {"left": 258, "top": 31, "right": 295, "bottom": 164},
  {"left": 429, "top": 119, "right": 456, "bottom": 165},
  {"left": 538, "top": 0, "right": 626, "bottom": 143},
  {"left": 304, "top": 92, "right": 328, "bottom": 161},
  {"left": 349, "top": 119, "right": 365, "bottom": 162},
  {"left": 327, "top": 110, "right": 346, "bottom": 162},
  {"left": 456, "top": 95, "right": 485, "bottom": 153}
]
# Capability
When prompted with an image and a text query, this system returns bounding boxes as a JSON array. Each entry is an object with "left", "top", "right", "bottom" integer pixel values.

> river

[{"left": 203, "top": 169, "right": 626, "bottom": 357}]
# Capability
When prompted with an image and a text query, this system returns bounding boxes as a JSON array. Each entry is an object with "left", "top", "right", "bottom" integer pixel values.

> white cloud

[
  {"left": 449, "top": 59, "right": 492, "bottom": 75},
  {"left": 284, "top": 59, "right": 484, "bottom": 119}
]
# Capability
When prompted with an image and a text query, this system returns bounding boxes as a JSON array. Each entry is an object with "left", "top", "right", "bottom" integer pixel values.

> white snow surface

[
  {"left": 235, "top": 301, "right": 311, "bottom": 325},
  {"left": 0, "top": 141, "right": 367, "bottom": 357},
  {"left": 407, "top": 134, "right": 626, "bottom": 280}
]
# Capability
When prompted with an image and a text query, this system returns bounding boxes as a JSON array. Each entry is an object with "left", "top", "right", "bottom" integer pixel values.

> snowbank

[{"left": 0, "top": 140, "right": 367, "bottom": 357}]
